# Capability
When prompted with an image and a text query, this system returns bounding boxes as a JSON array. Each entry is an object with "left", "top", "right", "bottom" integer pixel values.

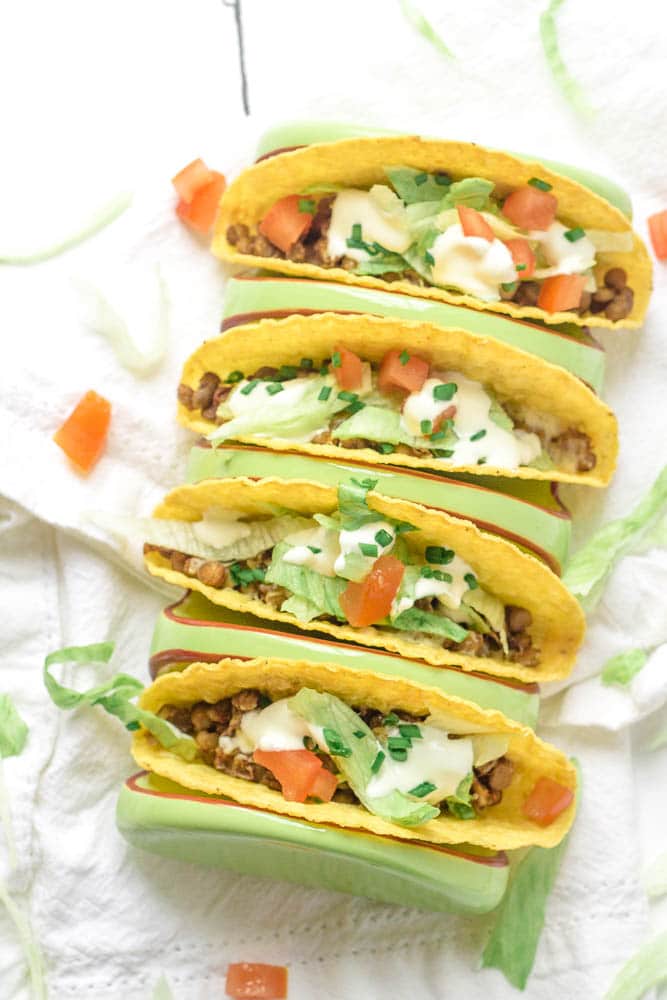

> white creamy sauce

[
  {"left": 333, "top": 520, "right": 396, "bottom": 577},
  {"left": 530, "top": 221, "right": 597, "bottom": 277},
  {"left": 430, "top": 224, "right": 516, "bottom": 301},
  {"left": 366, "top": 725, "right": 473, "bottom": 804},
  {"left": 327, "top": 188, "right": 412, "bottom": 262},
  {"left": 192, "top": 507, "right": 251, "bottom": 548},
  {"left": 392, "top": 552, "right": 476, "bottom": 617},
  {"left": 282, "top": 525, "right": 340, "bottom": 577},
  {"left": 239, "top": 699, "right": 312, "bottom": 752},
  {"left": 402, "top": 370, "right": 540, "bottom": 469}
]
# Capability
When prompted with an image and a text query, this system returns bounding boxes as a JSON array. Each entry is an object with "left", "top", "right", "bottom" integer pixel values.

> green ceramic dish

[
  {"left": 149, "top": 592, "right": 540, "bottom": 729},
  {"left": 221, "top": 275, "right": 606, "bottom": 394},
  {"left": 255, "top": 119, "right": 632, "bottom": 219},
  {"left": 116, "top": 771, "right": 509, "bottom": 915},
  {"left": 186, "top": 444, "right": 571, "bottom": 575}
]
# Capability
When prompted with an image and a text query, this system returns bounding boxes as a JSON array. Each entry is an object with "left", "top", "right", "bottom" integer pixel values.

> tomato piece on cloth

[
  {"left": 259, "top": 195, "right": 314, "bottom": 253},
  {"left": 340, "top": 555, "right": 405, "bottom": 627},
  {"left": 502, "top": 186, "right": 558, "bottom": 230},
  {"left": 53, "top": 390, "right": 111, "bottom": 474},
  {"left": 378, "top": 349, "right": 429, "bottom": 393},
  {"left": 252, "top": 749, "right": 323, "bottom": 803},
  {"left": 457, "top": 205, "right": 495, "bottom": 242},
  {"left": 172, "top": 158, "right": 214, "bottom": 204},
  {"left": 176, "top": 171, "right": 226, "bottom": 234},
  {"left": 332, "top": 346, "right": 364, "bottom": 390},
  {"left": 522, "top": 776, "right": 574, "bottom": 826},
  {"left": 504, "top": 238, "right": 536, "bottom": 278},
  {"left": 648, "top": 209, "right": 667, "bottom": 260},
  {"left": 537, "top": 274, "right": 586, "bottom": 312},
  {"left": 226, "top": 962, "right": 288, "bottom": 999}
]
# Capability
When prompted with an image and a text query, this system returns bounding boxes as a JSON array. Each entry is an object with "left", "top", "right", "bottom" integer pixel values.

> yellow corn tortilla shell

[
  {"left": 179, "top": 312, "right": 618, "bottom": 487},
  {"left": 133, "top": 657, "right": 577, "bottom": 850},
  {"left": 213, "top": 136, "right": 651, "bottom": 329},
  {"left": 144, "top": 476, "right": 585, "bottom": 684}
]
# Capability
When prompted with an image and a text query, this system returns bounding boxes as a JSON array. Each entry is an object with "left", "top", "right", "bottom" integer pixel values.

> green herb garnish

[
  {"left": 240, "top": 379, "right": 259, "bottom": 396},
  {"left": 375, "top": 528, "right": 393, "bottom": 548},
  {"left": 420, "top": 419, "right": 432, "bottom": 435},
  {"left": 266, "top": 383, "right": 284, "bottom": 396},
  {"left": 389, "top": 747, "right": 408, "bottom": 762},
  {"left": 425, "top": 546, "right": 454, "bottom": 564},
  {"left": 371, "top": 750, "right": 385, "bottom": 773},
  {"left": 298, "top": 198, "right": 316, "bottom": 214},
  {"left": 414, "top": 172, "right": 428, "bottom": 185},
  {"left": 399, "top": 350, "right": 410, "bottom": 365},
  {"left": 360, "top": 542, "right": 378, "bottom": 558},
  {"left": 278, "top": 364, "right": 298, "bottom": 380},
  {"left": 433, "top": 382, "right": 457, "bottom": 401},
  {"left": 318, "top": 385, "right": 332, "bottom": 401},
  {"left": 424, "top": 250, "right": 435, "bottom": 266},
  {"left": 564, "top": 227, "right": 585, "bottom": 242},
  {"left": 332, "top": 351, "right": 342, "bottom": 368},
  {"left": 387, "top": 736, "right": 412, "bottom": 750},
  {"left": 300, "top": 357, "right": 314, "bottom": 369},
  {"left": 433, "top": 448, "right": 455, "bottom": 458},
  {"left": 378, "top": 443, "right": 395, "bottom": 454},
  {"left": 307, "top": 546, "right": 322, "bottom": 554},
  {"left": 226, "top": 370, "right": 244, "bottom": 383},
  {"left": 409, "top": 781, "right": 436, "bottom": 798},
  {"left": 337, "top": 390, "right": 358, "bottom": 403},
  {"left": 501, "top": 281, "right": 518, "bottom": 293},
  {"left": 470, "top": 429, "right": 487, "bottom": 441},
  {"left": 528, "top": 177, "right": 552, "bottom": 192},
  {"left": 399, "top": 724, "right": 422, "bottom": 740},
  {"left": 383, "top": 712, "right": 400, "bottom": 725},
  {"left": 323, "top": 727, "right": 352, "bottom": 758},
  {"left": 464, "top": 572, "right": 478, "bottom": 589}
]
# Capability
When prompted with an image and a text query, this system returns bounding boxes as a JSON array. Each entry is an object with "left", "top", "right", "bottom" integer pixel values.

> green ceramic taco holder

[
  {"left": 186, "top": 444, "right": 571, "bottom": 575},
  {"left": 221, "top": 275, "right": 605, "bottom": 394},
  {"left": 149, "top": 591, "right": 540, "bottom": 728},
  {"left": 116, "top": 771, "right": 509, "bottom": 915}
]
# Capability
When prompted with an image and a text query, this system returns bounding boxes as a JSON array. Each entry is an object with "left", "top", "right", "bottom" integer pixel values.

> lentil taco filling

[
  {"left": 159, "top": 686, "right": 516, "bottom": 821},
  {"left": 226, "top": 168, "right": 636, "bottom": 322},
  {"left": 178, "top": 349, "right": 596, "bottom": 475}
]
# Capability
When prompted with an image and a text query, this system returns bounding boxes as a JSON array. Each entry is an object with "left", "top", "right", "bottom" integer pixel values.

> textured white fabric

[{"left": 1, "top": 0, "right": 667, "bottom": 996}]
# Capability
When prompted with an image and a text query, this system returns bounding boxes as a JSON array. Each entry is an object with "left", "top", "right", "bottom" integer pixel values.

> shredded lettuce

[
  {"left": 386, "top": 167, "right": 451, "bottom": 205},
  {"left": 601, "top": 648, "right": 649, "bottom": 687},
  {"left": 0, "top": 881, "right": 47, "bottom": 1000},
  {"left": 488, "top": 395, "right": 514, "bottom": 431},
  {"left": 333, "top": 406, "right": 426, "bottom": 448},
  {"left": 398, "top": 0, "right": 455, "bottom": 61},
  {"left": 587, "top": 230, "right": 634, "bottom": 254},
  {"left": 266, "top": 545, "right": 347, "bottom": 620},
  {"left": 279, "top": 595, "right": 322, "bottom": 622},
  {"left": 152, "top": 976, "right": 175, "bottom": 999},
  {"left": 43, "top": 643, "right": 198, "bottom": 761},
  {"left": 563, "top": 467, "right": 667, "bottom": 612},
  {"left": 441, "top": 178, "right": 496, "bottom": 212},
  {"left": 445, "top": 772, "right": 475, "bottom": 819},
  {"left": 90, "top": 511, "right": 310, "bottom": 564},
  {"left": 539, "top": 0, "right": 594, "bottom": 118},
  {"left": 0, "top": 192, "right": 132, "bottom": 265},
  {"left": 481, "top": 758, "right": 581, "bottom": 988},
  {"left": 355, "top": 252, "right": 410, "bottom": 276},
  {"left": 289, "top": 688, "right": 439, "bottom": 827},
  {"left": 74, "top": 266, "right": 169, "bottom": 377},
  {"left": 463, "top": 589, "right": 508, "bottom": 654},
  {"left": 642, "top": 850, "right": 667, "bottom": 899},
  {"left": 526, "top": 450, "right": 555, "bottom": 471},
  {"left": 337, "top": 477, "right": 382, "bottom": 529},
  {"left": 391, "top": 606, "right": 469, "bottom": 642},
  {"left": 603, "top": 931, "right": 667, "bottom": 1000},
  {"left": 0, "top": 694, "right": 28, "bottom": 759}
]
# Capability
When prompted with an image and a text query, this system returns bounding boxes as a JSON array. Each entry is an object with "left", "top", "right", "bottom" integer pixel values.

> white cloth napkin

[{"left": 2, "top": 0, "right": 667, "bottom": 996}]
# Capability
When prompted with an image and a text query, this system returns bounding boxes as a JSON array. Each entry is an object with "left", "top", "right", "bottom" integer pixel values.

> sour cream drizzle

[
  {"left": 327, "top": 188, "right": 412, "bottom": 262},
  {"left": 429, "top": 224, "right": 516, "bottom": 301}
]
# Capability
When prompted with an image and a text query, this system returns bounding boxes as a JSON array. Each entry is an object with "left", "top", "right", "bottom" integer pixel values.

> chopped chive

[
  {"left": 346, "top": 400, "right": 365, "bottom": 414},
  {"left": 318, "top": 385, "right": 332, "bottom": 401},
  {"left": 240, "top": 379, "right": 259, "bottom": 396},
  {"left": 387, "top": 736, "right": 412, "bottom": 750},
  {"left": 394, "top": 521, "right": 417, "bottom": 534},
  {"left": 371, "top": 750, "right": 385, "bottom": 773},
  {"left": 425, "top": 546, "right": 454, "bottom": 564},
  {"left": 424, "top": 250, "right": 435, "bottom": 266},
  {"left": 433, "top": 382, "right": 457, "bottom": 401},
  {"left": 226, "top": 370, "right": 244, "bottom": 383},
  {"left": 414, "top": 172, "right": 428, "bottom": 185},
  {"left": 430, "top": 430, "right": 447, "bottom": 442},
  {"left": 516, "top": 263, "right": 527, "bottom": 272},
  {"left": 421, "top": 566, "right": 434, "bottom": 579},
  {"left": 319, "top": 364, "right": 330, "bottom": 376},
  {"left": 398, "top": 722, "right": 423, "bottom": 740},
  {"left": 258, "top": 694, "right": 271, "bottom": 708},
  {"left": 470, "top": 429, "right": 487, "bottom": 441},
  {"left": 501, "top": 281, "right": 518, "bottom": 293},
  {"left": 298, "top": 198, "right": 316, "bottom": 214},
  {"left": 420, "top": 419, "right": 433, "bottom": 435},
  {"left": 300, "top": 357, "right": 314, "bottom": 369},
  {"left": 528, "top": 177, "right": 552, "bottom": 192},
  {"left": 351, "top": 223, "right": 362, "bottom": 241},
  {"left": 377, "top": 443, "right": 395, "bottom": 454},
  {"left": 360, "top": 542, "right": 378, "bottom": 558},
  {"left": 323, "top": 727, "right": 352, "bottom": 758},
  {"left": 433, "top": 570, "right": 452, "bottom": 583},
  {"left": 278, "top": 364, "right": 298, "bottom": 380},
  {"left": 266, "top": 382, "right": 284, "bottom": 396},
  {"left": 464, "top": 572, "right": 478, "bottom": 590},
  {"left": 435, "top": 172, "right": 451, "bottom": 186},
  {"left": 332, "top": 351, "right": 342, "bottom": 368},
  {"left": 477, "top": 457, "right": 487, "bottom": 465},
  {"left": 389, "top": 747, "right": 408, "bottom": 762},
  {"left": 409, "top": 780, "right": 436, "bottom": 797},
  {"left": 375, "top": 528, "right": 393, "bottom": 548},
  {"left": 433, "top": 448, "right": 455, "bottom": 458},
  {"left": 399, "top": 349, "right": 410, "bottom": 365},
  {"left": 564, "top": 227, "right": 586, "bottom": 242},
  {"left": 307, "top": 546, "right": 322, "bottom": 554},
  {"left": 251, "top": 568, "right": 266, "bottom": 581},
  {"left": 383, "top": 712, "right": 400, "bottom": 726},
  {"left": 337, "top": 390, "right": 358, "bottom": 403},
  {"left": 126, "top": 720, "right": 140, "bottom": 731},
  {"left": 353, "top": 730, "right": 365, "bottom": 739}
]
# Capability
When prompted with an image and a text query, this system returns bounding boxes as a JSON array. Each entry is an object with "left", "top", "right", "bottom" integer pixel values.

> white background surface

[{"left": 0, "top": 1, "right": 666, "bottom": 997}]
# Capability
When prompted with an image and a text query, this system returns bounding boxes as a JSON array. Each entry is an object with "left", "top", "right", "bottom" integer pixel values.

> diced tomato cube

[
  {"left": 504, "top": 238, "right": 536, "bottom": 278},
  {"left": 176, "top": 171, "right": 226, "bottom": 234},
  {"left": 252, "top": 749, "right": 323, "bottom": 803},
  {"left": 339, "top": 555, "right": 405, "bottom": 628},
  {"left": 308, "top": 767, "right": 338, "bottom": 802},
  {"left": 333, "top": 346, "right": 364, "bottom": 390},
  {"left": 53, "top": 390, "right": 111, "bottom": 474},
  {"left": 172, "top": 158, "right": 214, "bottom": 204},
  {"left": 537, "top": 274, "right": 586, "bottom": 313},
  {"left": 522, "top": 777, "right": 574, "bottom": 827},
  {"left": 457, "top": 205, "right": 495, "bottom": 242},
  {"left": 648, "top": 209, "right": 667, "bottom": 260},
  {"left": 378, "top": 350, "right": 429, "bottom": 394},
  {"left": 225, "top": 962, "right": 288, "bottom": 999},
  {"left": 502, "top": 186, "right": 558, "bottom": 230},
  {"left": 258, "top": 195, "right": 314, "bottom": 254}
]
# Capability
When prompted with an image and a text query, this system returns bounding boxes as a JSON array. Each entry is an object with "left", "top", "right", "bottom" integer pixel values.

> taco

[
  {"left": 132, "top": 656, "right": 577, "bottom": 850},
  {"left": 138, "top": 476, "right": 585, "bottom": 684},
  {"left": 177, "top": 313, "right": 617, "bottom": 487},
  {"left": 213, "top": 135, "right": 651, "bottom": 328}
]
